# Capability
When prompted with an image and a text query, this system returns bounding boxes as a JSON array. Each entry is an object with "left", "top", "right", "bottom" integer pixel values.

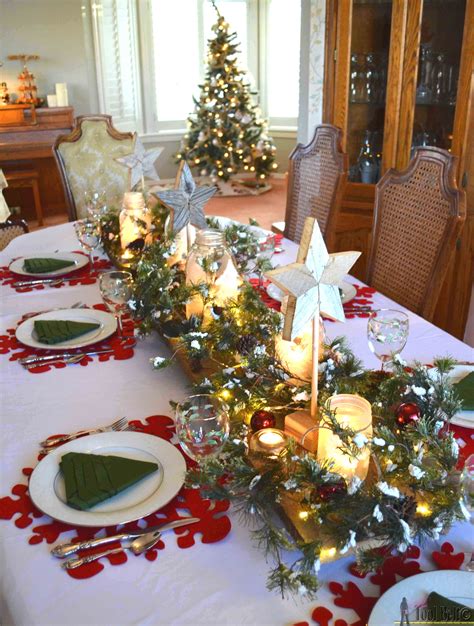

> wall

[{"left": 0, "top": 0, "right": 301, "bottom": 179}]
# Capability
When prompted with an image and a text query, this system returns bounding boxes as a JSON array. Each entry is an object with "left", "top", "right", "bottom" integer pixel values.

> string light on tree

[{"left": 175, "top": 1, "right": 277, "bottom": 182}]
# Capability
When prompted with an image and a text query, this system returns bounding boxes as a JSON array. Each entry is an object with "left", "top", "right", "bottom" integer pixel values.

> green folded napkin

[
  {"left": 454, "top": 371, "right": 474, "bottom": 411},
  {"left": 23, "top": 258, "right": 76, "bottom": 273},
  {"left": 60, "top": 452, "right": 159, "bottom": 510},
  {"left": 427, "top": 591, "right": 473, "bottom": 623},
  {"left": 33, "top": 320, "right": 100, "bottom": 345}
]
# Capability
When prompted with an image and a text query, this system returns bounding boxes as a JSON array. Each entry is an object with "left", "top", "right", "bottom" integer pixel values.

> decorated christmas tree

[{"left": 176, "top": 2, "right": 277, "bottom": 183}]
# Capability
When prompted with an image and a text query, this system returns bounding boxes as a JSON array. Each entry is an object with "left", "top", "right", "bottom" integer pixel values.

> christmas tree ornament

[
  {"left": 395, "top": 402, "right": 421, "bottom": 427},
  {"left": 314, "top": 480, "right": 347, "bottom": 502},
  {"left": 116, "top": 136, "right": 163, "bottom": 190},
  {"left": 157, "top": 161, "right": 216, "bottom": 232},
  {"left": 250, "top": 410, "right": 276, "bottom": 433}
]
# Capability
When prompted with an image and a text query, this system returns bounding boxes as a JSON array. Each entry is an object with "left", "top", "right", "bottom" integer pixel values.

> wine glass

[
  {"left": 84, "top": 190, "right": 108, "bottom": 220},
  {"left": 175, "top": 394, "right": 230, "bottom": 462},
  {"left": 74, "top": 218, "right": 100, "bottom": 269},
  {"left": 99, "top": 271, "right": 133, "bottom": 338},
  {"left": 367, "top": 309, "right": 409, "bottom": 369},
  {"left": 461, "top": 454, "right": 474, "bottom": 518}
]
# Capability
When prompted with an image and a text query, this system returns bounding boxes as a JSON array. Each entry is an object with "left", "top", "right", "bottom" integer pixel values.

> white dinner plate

[
  {"left": 15, "top": 308, "right": 117, "bottom": 350},
  {"left": 449, "top": 364, "right": 474, "bottom": 428},
  {"left": 29, "top": 431, "right": 186, "bottom": 527},
  {"left": 368, "top": 570, "right": 474, "bottom": 626},
  {"left": 266, "top": 281, "right": 357, "bottom": 305},
  {"left": 9, "top": 252, "right": 88, "bottom": 277}
]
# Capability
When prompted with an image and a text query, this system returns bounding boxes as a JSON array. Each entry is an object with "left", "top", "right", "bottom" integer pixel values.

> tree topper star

[
  {"left": 116, "top": 136, "right": 163, "bottom": 189},
  {"left": 265, "top": 217, "right": 360, "bottom": 340},
  {"left": 156, "top": 161, "right": 217, "bottom": 231}
]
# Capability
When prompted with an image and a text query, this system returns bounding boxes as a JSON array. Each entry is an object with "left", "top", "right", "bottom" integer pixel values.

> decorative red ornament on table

[
  {"left": 250, "top": 410, "right": 276, "bottom": 433},
  {"left": 314, "top": 481, "right": 347, "bottom": 501},
  {"left": 395, "top": 402, "right": 421, "bottom": 428}
]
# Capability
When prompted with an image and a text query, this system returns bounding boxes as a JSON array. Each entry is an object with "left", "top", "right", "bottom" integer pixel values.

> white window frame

[{"left": 89, "top": 0, "right": 298, "bottom": 141}]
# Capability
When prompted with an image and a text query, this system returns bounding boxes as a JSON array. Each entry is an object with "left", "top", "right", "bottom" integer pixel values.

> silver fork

[
  {"left": 22, "top": 302, "right": 84, "bottom": 321},
  {"left": 40, "top": 416, "right": 128, "bottom": 448}
]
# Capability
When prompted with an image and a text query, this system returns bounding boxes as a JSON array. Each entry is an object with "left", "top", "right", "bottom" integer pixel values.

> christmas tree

[{"left": 176, "top": 2, "right": 277, "bottom": 183}]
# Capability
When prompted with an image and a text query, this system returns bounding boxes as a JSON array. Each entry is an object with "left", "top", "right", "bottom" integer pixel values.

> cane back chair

[
  {"left": 366, "top": 147, "right": 466, "bottom": 321},
  {"left": 53, "top": 115, "right": 135, "bottom": 220},
  {"left": 0, "top": 219, "right": 29, "bottom": 251},
  {"left": 280, "top": 124, "right": 348, "bottom": 249}
]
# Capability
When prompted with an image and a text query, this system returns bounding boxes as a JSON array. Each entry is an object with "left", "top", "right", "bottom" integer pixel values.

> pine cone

[{"left": 236, "top": 334, "right": 258, "bottom": 355}]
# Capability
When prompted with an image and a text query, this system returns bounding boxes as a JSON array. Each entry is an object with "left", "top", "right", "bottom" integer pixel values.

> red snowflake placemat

[
  {"left": 0, "top": 252, "right": 112, "bottom": 293},
  {"left": 0, "top": 303, "right": 136, "bottom": 374},
  {"left": 0, "top": 414, "right": 231, "bottom": 579},
  {"left": 250, "top": 279, "right": 375, "bottom": 319},
  {"left": 295, "top": 543, "right": 467, "bottom": 626}
]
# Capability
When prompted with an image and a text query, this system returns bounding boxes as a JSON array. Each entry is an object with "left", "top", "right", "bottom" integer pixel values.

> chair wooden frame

[
  {"left": 366, "top": 147, "right": 466, "bottom": 321},
  {"left": 284, "top": 124, "right": 348, "bottom": 249},
  {"left": 53, "top": 114, "right": 134, "bottom": 221}
]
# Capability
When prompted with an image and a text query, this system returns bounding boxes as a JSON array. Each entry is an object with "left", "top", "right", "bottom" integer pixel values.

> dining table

[{"left": 1, "top": 221, "right": 473, "bottom": 626}]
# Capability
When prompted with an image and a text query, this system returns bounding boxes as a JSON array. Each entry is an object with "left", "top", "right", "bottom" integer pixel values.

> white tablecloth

[{"left": 1, "top": 223, "right": 473, "bottom": 626}]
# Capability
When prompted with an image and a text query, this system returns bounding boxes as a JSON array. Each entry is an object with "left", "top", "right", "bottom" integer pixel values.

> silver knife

[
  {"left": 51, "top": 517, "right": 200, "bottom": 558},
  {"left": 12, "top": 278, "right": 64, "bottom": 287},
  {"left": 19, "top": 348, "right": 115, "bottom": 366}
]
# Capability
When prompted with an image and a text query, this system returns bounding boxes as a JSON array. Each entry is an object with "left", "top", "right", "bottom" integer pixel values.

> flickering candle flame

[
  {"left": 317, "top": 394, "right": 372, "bottom": 481},
  {"left": 249, "top": 428, "right": 288, "bottom": 457}
]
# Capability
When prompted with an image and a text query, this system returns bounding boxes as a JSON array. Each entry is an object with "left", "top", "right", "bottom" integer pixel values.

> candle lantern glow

[
  {"left": 119, "top": 192, "right": 152, "bottom": 264},
  {"left": 317, "top": 394, "right": 372, "bottom": 481},
  {"left": 249, "top": 428, "right": 288, "bottom": 457},
  {"left": 275, "top": 310, "right": 325, "bottom": 381},
  {"left": 185, "top": 229, "right": 241, "bottom": 320}
]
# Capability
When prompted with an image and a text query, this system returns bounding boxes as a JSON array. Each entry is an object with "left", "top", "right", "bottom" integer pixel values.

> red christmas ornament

[
  {"left": 395, "top": 402, "right": 421, "bottom": 428},
  {"left": 250, "top": 410, "right": 276, "bottom": 433},
  {"left": 315, "top": 481, "right": 347, "bottom": 501}
]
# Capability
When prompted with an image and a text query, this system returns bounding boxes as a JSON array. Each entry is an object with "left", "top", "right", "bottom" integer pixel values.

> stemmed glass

[
  {"left": 367, "top": 309, "right": 409, "bottom": 369},
  {"left": 84, "top": 190, "right": 108, "bottom": 220},
  {"left": 99, "top": 271, "right": 133, "bottom": 338},
  {"left": 175, "top": 395, "right": 230, "bottom": 462},
  {"left": 74, "top": 218, "right": 100, "bottom": 269}
]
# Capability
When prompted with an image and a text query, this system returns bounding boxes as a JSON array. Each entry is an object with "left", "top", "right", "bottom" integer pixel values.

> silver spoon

[{"left": 61, "top": 532, "right": 162, "bottom": 570}]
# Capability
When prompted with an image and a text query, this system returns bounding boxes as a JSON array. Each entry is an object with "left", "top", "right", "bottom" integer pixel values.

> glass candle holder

[
  {"left": 249, "top": 428, "right": 288, "bottom": 458},
  {"left": 317, "top": 394, "right": 372, "bottom": 481},
  {"left": 119, "top": 191, "right": 152, "bottom": 264},
  {"left": 275, "top": 314, "right": 325, "bottom": 381},
  {"left": 185, "top": 229, "right": 241, "bottom": 319}
]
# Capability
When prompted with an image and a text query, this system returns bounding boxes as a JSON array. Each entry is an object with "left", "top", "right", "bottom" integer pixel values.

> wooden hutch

[{"left": 324, "top": 0, "right": 474, "bottom": 339}]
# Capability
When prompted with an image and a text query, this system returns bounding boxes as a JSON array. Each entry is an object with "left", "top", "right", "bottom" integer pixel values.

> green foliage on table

[{"left": 175, "top": 5, "right": 277, "bottom": 182}]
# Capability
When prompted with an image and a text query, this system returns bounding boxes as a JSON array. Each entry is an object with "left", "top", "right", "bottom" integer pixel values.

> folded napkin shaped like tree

[
  {"left": 23, "top": 258, "right": 76, "bottom": 273},
  {"left": 454, "top": 371, "right": 474, "bottom": 411},
  {"left": 60, "top": 452, "right": 159, "bottom": 510},
  {"left": 427, "top": 591, "right": 474, "bottom": 623},
  {"left": 33, "top": 320, "right": 100, "bottom": 345}
]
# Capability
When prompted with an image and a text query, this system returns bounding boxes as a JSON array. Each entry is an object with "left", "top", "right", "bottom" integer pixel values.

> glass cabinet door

[
  {"left": 411, "top": 0, "right": 466, "bottom": 155},
  {"left": 346, "top": 0, "right": 393, "bottom": 183}
]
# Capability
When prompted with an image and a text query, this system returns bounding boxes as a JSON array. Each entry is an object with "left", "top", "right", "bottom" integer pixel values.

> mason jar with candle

[
  {"left": 185, "top": 229, "right": 241, "bottom": 319},
  {"left": 119, "top": 191, "right": 152, "bottom": 266}
]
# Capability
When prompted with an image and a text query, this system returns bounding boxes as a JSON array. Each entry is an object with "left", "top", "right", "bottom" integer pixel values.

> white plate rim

[
  {"left": 368, "top": 569, "right": 474, "bottom": 626},
  {"left": 9, "top": 252, "right": 88, "bottom": 277},
  {"left": 266, "top": 280, "right": 357, "bottom": 305},
  {"left": 15, "top": 308, "right": 117, "bottom": 350},
  {"left": 29, "top": 431, "right": 186, "bottom": 527}
]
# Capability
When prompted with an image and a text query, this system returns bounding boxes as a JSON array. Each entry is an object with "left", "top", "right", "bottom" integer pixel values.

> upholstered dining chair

[
  {"left": 366, "top": 147, "right": 466, "bottom": 322},
  {"left": 53, "top": 115, "right": 135, "bottom": 220},
  {"left": 274, "top": 124, "right": 348, "bottom": 249},
  {"left": 0, "top": 219, "right": 29, "bottom": 251}
]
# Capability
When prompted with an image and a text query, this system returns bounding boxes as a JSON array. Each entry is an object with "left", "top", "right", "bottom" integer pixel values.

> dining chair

[
  {"left": 53, "top": 115, "right": 135, "bottom": 221},
  {"left": 366, "top": 147, "right": 466, "bottom": 321},
  {"left": 275, "top": 124, "right": 348, "bottom": 249},
  {"left": 0, "top": 218, "right": 29, "bottom": 251}
]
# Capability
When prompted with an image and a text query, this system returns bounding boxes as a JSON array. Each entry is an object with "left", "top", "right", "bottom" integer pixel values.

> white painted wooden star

[
  {"left": 265, "top": 217, "right": 360, "bottom": 341},
  {"left": 116, "top": 136, "right": 163, "bottom": 189},
  {"left": 156, "top": 161, "right": 216, "bottom": 231}
]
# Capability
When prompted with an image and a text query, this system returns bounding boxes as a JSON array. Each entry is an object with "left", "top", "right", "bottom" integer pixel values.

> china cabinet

[{"left": 324, "top": 0, "right": 474, "bottom": 338}]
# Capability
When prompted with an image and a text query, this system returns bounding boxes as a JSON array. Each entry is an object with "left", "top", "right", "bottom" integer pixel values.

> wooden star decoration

[
  {"left": 156, "top": 161, "right": 217, "bottom": 231},
  {"left": 116, "top": 136, "right": 163, "bottom": 189},
  {"left": 265, "top": 217, "right": 360, "bottom": 341}
]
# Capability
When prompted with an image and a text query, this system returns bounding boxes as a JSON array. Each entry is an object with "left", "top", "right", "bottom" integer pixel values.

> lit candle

[
  {"left": 275, "top": 314, "right": 325, "bottom": 381},
  {"left": 120, "top": 192, "right": 152, "bottom": 260},
  {"left": 249, "top": 428, "right": 288, "bottom": 457},
  {"left": 317, "top": 394, "right": 372, "bottom": 481}
]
